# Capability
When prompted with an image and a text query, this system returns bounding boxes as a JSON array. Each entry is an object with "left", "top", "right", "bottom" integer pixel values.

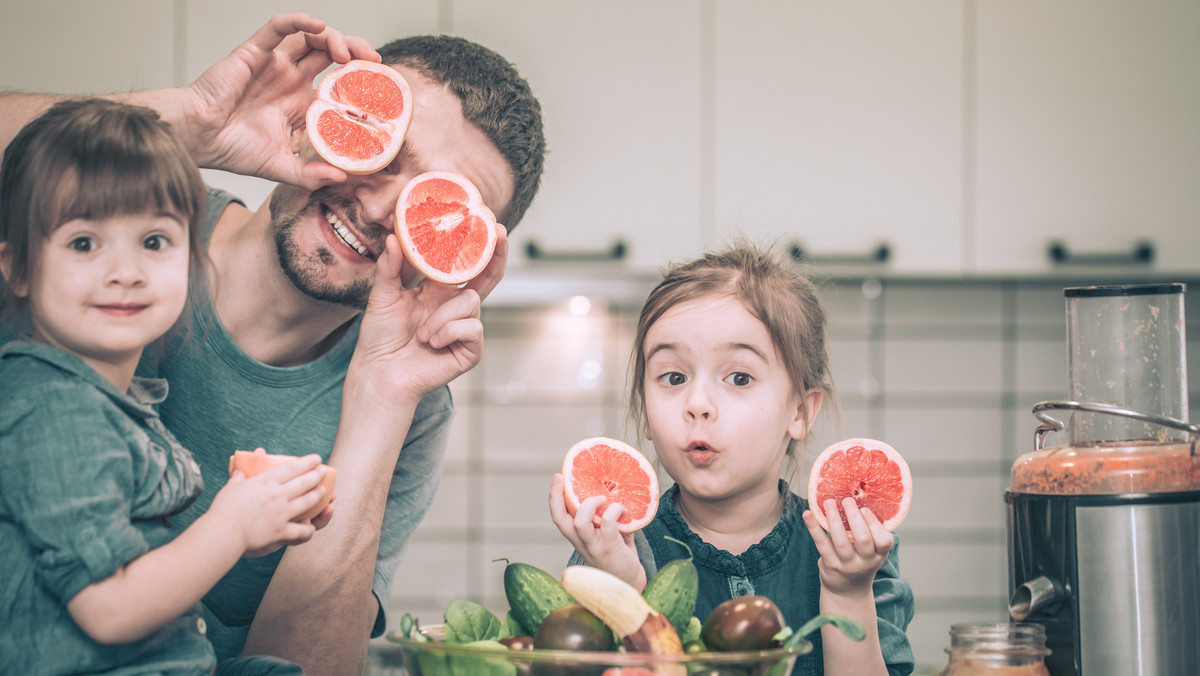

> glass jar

[{"left": 940, "top": 623, "right": 1050, "bottom": 676}]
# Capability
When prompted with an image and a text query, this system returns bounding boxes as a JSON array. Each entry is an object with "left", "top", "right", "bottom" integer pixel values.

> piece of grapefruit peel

[
  {"left": 394, "top": 170, "right": 499, "bottom": 285},
  {"left": 307, "top": 60, "right": 413, "bottom": 174},
  {"left": 562, "top": 437, "right": 659, "bottom": 534},
  {"left": 807, "top": 437, "right": 912, "bottom": 532}
]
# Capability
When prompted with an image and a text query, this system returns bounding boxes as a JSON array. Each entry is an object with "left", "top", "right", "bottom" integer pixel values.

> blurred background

[{"left": 3, "top": 1, "right": 1198, "bottom": 672}]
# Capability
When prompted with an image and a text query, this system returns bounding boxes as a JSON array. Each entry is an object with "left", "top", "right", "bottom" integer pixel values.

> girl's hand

[
  {"left": 548, "top": 473, "right": 646, "bottom": 590},
  {"left": 208, "top": 454, "right": 329, "bottom": 557},
  {"left": 803, "top": 497, "right": 894, "bottom": 597}
]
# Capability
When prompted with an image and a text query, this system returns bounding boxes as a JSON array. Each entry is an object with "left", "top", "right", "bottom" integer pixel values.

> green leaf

[
  {"left": 500, "top": 610, "right": 525, "bottom": 639},
  {"left": 446, "top": 640, "right": 518, "bottom": 676},
  {"left": 443, "top": 599, "right": 503, "bottom": 643},
  {"left": 788, "top": 612, "right": 866, "bottom": 646}
]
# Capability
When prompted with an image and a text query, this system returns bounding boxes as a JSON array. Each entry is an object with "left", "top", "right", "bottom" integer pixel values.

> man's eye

[
  {"left": 143, "top": 234, "right": 170, "bottom": 251},
  {"left": 68, "top": 236, "right": 95, "bottom": 252},
  {"left": 725, "top": 372, "right": 753, "bottom": 387}
]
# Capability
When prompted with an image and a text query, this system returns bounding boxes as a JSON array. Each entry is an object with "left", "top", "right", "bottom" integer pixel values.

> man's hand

[
  {"left": 349, "top": 230, "right": 495, "bottom": 407},
  {"left": 175, "top": 13, "right": 380, "bottom": 189}
]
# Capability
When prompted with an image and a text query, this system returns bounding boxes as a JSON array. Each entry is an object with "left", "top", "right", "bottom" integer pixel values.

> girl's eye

[
  {"left": 725, "top": 372, "right": 753, "bottom": 387},
  {"left": 658, "top": 372, "right": 687, "bottom": 387},
  {"left": 68, "top": 236, "right": 95, "bottom": 253},
  {"left": 143, "top": 234, "right": 170, "bottom": 251}
]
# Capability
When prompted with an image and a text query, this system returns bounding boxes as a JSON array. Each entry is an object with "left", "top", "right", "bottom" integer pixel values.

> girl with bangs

[
  {"left": 550, "top": 243, "right": 914, "bottom": 675},
  {"left": 0, "top": 99, "right": 328, "bottom": 675}
]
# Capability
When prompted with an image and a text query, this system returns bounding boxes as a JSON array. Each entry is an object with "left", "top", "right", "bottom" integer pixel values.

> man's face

[{"left": 269, "top": 64, "right": 514, "bottom": 308}]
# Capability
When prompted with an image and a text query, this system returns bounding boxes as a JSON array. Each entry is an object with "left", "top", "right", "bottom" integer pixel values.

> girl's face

[
  {"left": 13, "top": 211, "right": 190, "bottom": 383},
  {"left": 642, "top": 294, "right": 819, "bottom": 502}
]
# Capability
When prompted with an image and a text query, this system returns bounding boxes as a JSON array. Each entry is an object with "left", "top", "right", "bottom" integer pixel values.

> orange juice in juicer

[{"left": 1006, "top": 283, "right": 1200, "bottom": 676}]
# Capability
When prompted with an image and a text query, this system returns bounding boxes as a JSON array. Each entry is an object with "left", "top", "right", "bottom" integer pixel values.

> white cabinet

[
  {"left": 712, "top": 1, "right": 966, "bottom": 274},
  {"left": 452, "top": 0, "right": 705, "bottom": 271},
  {"left": 974, "top": 0, "right": 1200, "bottom": 275}
]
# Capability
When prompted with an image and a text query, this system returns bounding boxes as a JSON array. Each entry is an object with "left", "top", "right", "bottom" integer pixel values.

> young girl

[
  {"left": 0, "top": 99, "right": 330, "bottom": 674},
  {"left": 549, "top": 243, "right": 914, "bottom": 675}
]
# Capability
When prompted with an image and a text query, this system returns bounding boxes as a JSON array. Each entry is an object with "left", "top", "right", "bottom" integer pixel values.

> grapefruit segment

[
  {"left": 395, "top": 171, "right": 498, "bottom": 284},
  {"left": 562, "top": 437, "right": 659, "bottom": 534},
  {"left": 807, "top": 438, "right": 912, "bottom": 532},
  {"left": 306, "top": 60, "right": 412, "bottom": 174},
  {"left": 228, "top": 448, "right": 337, "bottom": 522}
]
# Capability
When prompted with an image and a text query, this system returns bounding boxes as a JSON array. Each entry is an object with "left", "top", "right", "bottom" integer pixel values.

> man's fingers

[
  {"left": 250, "top": 14, "right": 327, "bottom": 59},
  {"left": 466, "top": 223, "right": 509, "bottom": 301}
]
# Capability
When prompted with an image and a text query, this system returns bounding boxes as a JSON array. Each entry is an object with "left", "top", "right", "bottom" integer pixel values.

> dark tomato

[
  {"left": 533, "top": 604, "right": 615, "bottom": 652},
  {"left": 700, "top": 596, "right": 786, "bottom": 652}
]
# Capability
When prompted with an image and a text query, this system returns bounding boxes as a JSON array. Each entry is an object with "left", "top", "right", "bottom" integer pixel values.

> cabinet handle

[
  {"left": 1047, "top": 240, "right": 1154, "bottom": 265},
  {"left": 788, "top": 241, "right": 891, "bottom": 265},
  {"left": 524, "top": 239, "right": 627, "bottom": 262}
]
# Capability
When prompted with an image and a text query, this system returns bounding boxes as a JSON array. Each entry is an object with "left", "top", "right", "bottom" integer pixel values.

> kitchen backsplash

[{"left": 375, "top": 275, "right": 1200, "bottom": 672}]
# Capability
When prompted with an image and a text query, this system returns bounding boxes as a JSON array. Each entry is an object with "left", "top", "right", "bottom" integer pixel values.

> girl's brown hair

[
  {"left": 0, "top": 98, "right": 207, "bottom": 326},
  {"left": 629, "top": 241, "right": 838, "bottom": 479}
]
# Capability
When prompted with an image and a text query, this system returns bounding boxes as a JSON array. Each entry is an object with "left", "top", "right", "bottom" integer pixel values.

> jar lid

[{"left": 1063, "top": 283, "right": 1185, "bottom": 298}]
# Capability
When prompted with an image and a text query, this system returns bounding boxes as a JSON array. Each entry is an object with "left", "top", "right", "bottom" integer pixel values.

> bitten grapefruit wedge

[
  {"left": 395, "top": 171, "right": 498, "bottom": 284},
  {"left": 562, "top": 437, "right": 659, "bottom": 534},
  {"left": 807, "top": 438, "right": 912, "bottom": 532},
  {"left": 228, "top": 448, "right": 337, "bottom": 522},
  {"left": 307, "top": 60, "right": 413, "bottom": 174}
]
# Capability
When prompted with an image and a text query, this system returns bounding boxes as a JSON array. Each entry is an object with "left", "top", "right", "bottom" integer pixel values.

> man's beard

[{"left": 270, "top": 188, "right": 373, "bottom": 309}]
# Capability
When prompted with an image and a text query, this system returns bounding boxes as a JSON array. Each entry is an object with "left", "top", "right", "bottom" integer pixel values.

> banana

[{"left": 561, "top": 565, "right": 685, "bottom": 660}]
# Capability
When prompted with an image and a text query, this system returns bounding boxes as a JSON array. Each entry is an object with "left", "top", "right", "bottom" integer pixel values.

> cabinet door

[
  {"left": 452, "top": 0, "right": 705, "bottom": 271},
  {"left": 0, "top": 1, "right": 175, "bottom": 94},
  {"left": 975, "top": 0, "right": 1200, "bottom": 274},
  {"left": 714, "top": 1, "right": 965, "bottom": 273}
]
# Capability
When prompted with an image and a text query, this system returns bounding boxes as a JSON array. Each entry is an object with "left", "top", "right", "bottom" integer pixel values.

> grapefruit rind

[
  {"left": 806, "top": 437, "right": 912, "bottom": 533},
  {"left": 395, "top": 170, "right": 498, "bottom": 285},
  {"left": 561, "top": 436, "right": 660, "bottom": 534},
  {"left": 228, "top": 448, "right": 337, "bottom": 522},
  {"left": 306, "top": 60, "right": 413, "bottom": 175}
]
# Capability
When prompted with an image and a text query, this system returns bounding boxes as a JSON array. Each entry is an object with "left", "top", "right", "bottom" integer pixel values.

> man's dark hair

[{"left": 378, "top": 35, "right": 546, "bottom": 229}]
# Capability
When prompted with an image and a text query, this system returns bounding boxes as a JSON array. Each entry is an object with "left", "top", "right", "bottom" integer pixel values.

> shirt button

[{"left": 197, "top": 618, "right": 207, "bottom": 635}]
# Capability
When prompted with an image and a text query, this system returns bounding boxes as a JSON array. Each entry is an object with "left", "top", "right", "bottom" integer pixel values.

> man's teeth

[{"left": 325, "top": 208, "right": 370, "bottom": 257}]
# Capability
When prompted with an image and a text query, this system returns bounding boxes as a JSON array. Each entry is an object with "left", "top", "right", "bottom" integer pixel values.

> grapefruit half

[
  {"left": 395, "top": 170, "right": 498, "bottom": 284},
  {"left": 306, "top": 60, "right": 413, "bottom": 174},
  {"left": 562, "top": 437, "right": 659, "bottom": 534},
  {"left": 228, "top": 448, "right": 337, "bottom": 522},
  {"left": 807, "top": 438, "right": 912, "bottom": 532}
]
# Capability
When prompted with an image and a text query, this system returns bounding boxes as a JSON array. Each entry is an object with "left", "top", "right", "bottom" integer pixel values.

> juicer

[{"left": 1005, "top": 283, "right": 1200, "bottom": 676}]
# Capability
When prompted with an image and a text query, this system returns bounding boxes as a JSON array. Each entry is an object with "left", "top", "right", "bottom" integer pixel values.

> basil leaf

[
  {"left": 443, "top": 598, "right": 503, "bottom": 643},
  {"left": 789, "top": 612, "right": 867, "bottom": 646}
]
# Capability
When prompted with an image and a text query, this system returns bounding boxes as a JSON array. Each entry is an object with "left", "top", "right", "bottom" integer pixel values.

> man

[{"left": 0, "top": 14, "right": 545, "bottom": 675}]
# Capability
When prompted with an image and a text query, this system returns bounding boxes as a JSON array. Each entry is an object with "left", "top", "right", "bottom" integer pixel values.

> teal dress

[
  {"left": 0, "top": 341, "right": 212, "bottom": 675},
  {"left": 628, "top": 482, "right": 915, "bottom": 676}
]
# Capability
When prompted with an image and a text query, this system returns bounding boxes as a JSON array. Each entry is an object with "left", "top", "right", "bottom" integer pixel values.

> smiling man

[{"left": 0, "top": 14, "right": 545, "bottom": 676}]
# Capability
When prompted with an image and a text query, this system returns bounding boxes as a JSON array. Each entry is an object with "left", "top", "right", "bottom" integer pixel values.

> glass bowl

[{"left": 386, "top": 624, "right": 810, "bottom": 676}]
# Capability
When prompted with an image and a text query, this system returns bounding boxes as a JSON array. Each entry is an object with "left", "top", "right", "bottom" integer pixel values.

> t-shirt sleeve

[
  {"left": 0, "top": 378, "right": 148, "bottom": 604},
  {"left": 874, "top": 533, "right": 916, "bottom": 676},
  {"left": 369, "top": 386, "right": 454, "bottom": 637}
]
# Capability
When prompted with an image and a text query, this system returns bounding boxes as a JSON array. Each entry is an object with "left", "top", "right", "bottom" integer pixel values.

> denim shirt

[
  {"left": 0, "top": 340, "right": 212, "bottom": 675},
  {"left": 626, "top": 483, "right": 915, "bottom": 676}
]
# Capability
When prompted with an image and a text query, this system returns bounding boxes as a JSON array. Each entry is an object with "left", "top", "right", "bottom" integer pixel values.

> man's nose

[{"left": 353, "top": 172, "right": 412, "bottom": 230}]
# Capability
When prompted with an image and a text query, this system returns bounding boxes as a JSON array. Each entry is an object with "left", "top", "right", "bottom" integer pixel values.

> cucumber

[
  {"left": 641, "top": 537, "right": 699, "bottom": 636},
  {"left": 500, "top": 560, "right": 576, "bottom": 636}
]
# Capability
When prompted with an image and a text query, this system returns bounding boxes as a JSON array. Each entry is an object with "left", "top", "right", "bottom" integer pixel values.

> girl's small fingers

[
  {"left": 259, "top": 454, "right": 322, "bottom": 483},
  {"left": 861, "top": 508, "right": 895, "bottom": 555},
  {"left": 823, "top": 499, "right": 854, "bottom": 554},
  {"left": 841, "top": 498, "right": 874, "bottom": 554}
]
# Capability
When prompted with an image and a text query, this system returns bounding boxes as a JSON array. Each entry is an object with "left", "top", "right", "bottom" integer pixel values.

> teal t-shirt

[
  {"left": 621, "top": 483, "right": 915, "bottom": 676},
  {"left": 0, "top": 340, "right": 213, "bottom": 675},
  {"left": 138, "top": 189, "right": 454, "bottom": 662}
]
